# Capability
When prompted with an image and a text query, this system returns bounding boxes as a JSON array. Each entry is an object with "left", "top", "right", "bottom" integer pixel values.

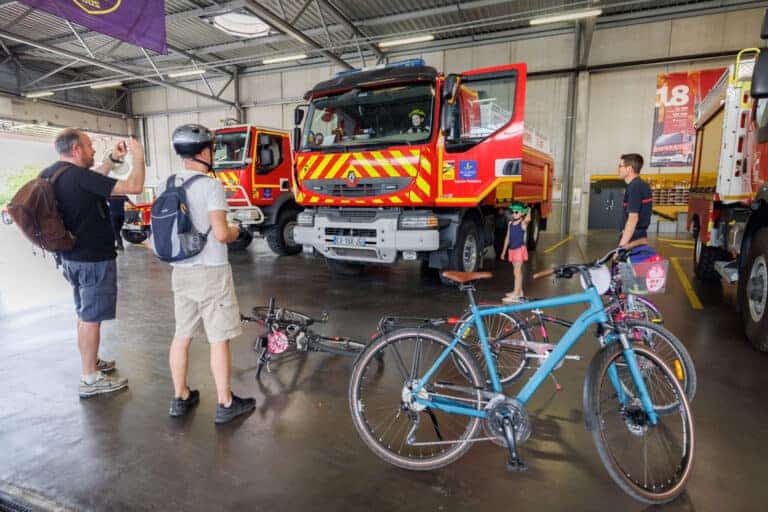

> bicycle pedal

[{"left": 506, "top": 459, "right": 528, "bottom": 473}]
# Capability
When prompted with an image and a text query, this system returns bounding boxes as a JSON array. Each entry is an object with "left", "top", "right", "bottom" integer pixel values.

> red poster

[{"left": 650, "top": 69, "right": 724, "bottom": 167}]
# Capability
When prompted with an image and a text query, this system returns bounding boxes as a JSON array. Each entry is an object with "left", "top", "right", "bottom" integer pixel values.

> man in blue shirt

[{"left": 618, "top": 153, "right": 652, "bottom": 247}]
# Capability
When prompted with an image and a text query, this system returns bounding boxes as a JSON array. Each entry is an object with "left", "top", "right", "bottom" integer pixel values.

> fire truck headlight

[
  {"left": 399, "top": 213, "right": 438, "bottom": 230},
  {"left": 297, "top": 211, "right": 315, "bottom": 227}
]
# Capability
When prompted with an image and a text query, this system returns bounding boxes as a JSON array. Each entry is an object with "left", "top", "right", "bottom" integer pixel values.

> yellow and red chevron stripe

[
  {"left": 216, "top": 171, "right": 240, "bottom": 187},
  {"left": 295, "top": 149, "right": 435, "bottom": 206}
]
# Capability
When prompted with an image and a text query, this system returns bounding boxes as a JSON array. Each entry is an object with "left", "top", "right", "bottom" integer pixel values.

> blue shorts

[{"left": 61, "top": 259, "right": 117, "bottom": 323}]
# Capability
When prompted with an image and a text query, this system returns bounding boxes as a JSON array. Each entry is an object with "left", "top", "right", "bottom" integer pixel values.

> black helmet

[{"left": 172, "top": 124, "right": 214, "bottom": 158}]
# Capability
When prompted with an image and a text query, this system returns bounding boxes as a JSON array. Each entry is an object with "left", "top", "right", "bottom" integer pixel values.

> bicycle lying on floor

[
  {"left": 349, "top": 247, "right": 694, "bottom": 505},
  {"left": 241, "top": 297, "right": 367, "bottom": 378}
]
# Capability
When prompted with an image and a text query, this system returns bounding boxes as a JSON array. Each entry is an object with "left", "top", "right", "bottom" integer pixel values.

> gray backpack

[{"left": 150, "top": 174, "right": 211, "bottom": 262}]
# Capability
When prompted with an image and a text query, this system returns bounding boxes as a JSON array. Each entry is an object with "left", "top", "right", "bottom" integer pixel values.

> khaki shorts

[{"left": 171, "top": 264, "right": 242, "bottom": 342}]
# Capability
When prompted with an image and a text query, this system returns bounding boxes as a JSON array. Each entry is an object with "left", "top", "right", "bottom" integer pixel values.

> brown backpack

[{"left": 7, "top": 163, "right": 76, "bottom": 252}]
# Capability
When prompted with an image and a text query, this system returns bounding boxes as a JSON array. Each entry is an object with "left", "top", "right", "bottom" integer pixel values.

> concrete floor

[{"left": 1, "top": 225, "right": 767, "bottom": 512}]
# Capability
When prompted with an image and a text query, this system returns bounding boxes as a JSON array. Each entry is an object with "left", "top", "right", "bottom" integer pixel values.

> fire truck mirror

[
  {"left": 259, "top": 147, "right": 274, "bottom": 168},
  {"left": 292, "top": 127, "right": 301, "bottom": 152},
  {"left": 442, "top": 75, "right": 459, "bottom": 103},
  {"left": 761, "top": 8, "right": 768, "bottom": 39},
  {"left": 751, "top": 50, "right": 768, "bottom": 99},
  {"left": 294, "top": 106, "right": 305, "bottom": 126}
]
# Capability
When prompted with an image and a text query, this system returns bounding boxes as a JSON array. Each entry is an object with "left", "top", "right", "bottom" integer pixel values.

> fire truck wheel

[
  {"left": 327, "top": 258, "right": 365, "bottom": 276},
  {"left": 266, "top": 209, "right": 301, "bottom": 256},
  {"left": 693, "top": 230, "right": 725, "bottom": 282},
  {"left": 450, "top": 220, "right": 481, "bottom": 273},
  {"left": 228, "top": 229, "right": 253, "bottom": 251},
  {"left": 740, "top": 228, "right": 768, "bottom": 351},
  {"left": 526, "top": 208, "right": 541, "bottom": 251},
  {"left": 122, "top": 229, "right": 148, "bottom": 245}
]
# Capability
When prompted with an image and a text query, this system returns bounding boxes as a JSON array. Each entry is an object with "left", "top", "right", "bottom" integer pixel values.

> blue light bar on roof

[{"left": 333, "top": 58, "right": 427, "bottom": 77}]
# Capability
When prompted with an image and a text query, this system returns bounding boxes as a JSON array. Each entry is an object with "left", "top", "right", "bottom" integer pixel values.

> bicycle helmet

[{"left": 172, "top": 124, "right": 215, "bottom": 158}]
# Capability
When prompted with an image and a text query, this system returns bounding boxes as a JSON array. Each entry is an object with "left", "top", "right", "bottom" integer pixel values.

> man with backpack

[
  {"left": 42, "top": 129, "right": 146, "bottom": 397},
  {"left": 156, "top": 124, "right": 256, "bottom": 424}
]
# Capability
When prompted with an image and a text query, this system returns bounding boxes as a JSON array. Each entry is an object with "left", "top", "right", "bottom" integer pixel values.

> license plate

[
  {"left": 333, "top": 236, "right": 366, "bottom": 247},
  {"left": 402, "top": 251, "right": 417, "bottom": 261}
]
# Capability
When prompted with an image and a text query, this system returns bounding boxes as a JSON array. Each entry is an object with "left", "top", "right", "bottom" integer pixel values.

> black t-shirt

[
  {"left": 41, "top": 162, "right": 118, "bottom": 262},
  {"left": 622, "top": 177, "right": 653, "bottom": 241}
]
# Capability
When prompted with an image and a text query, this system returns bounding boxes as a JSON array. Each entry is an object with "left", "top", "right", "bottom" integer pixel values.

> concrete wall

[
  {"left": 0, "top": 95, "right": 133, "bottom": 137},
  {"left": 130, "top": 7, "right": 766, "bottom": 234}
]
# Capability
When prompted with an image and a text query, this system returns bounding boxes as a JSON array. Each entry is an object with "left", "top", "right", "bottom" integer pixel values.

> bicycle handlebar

[{"left": 534, "top": 239, "right": 650, "bottom": 283}]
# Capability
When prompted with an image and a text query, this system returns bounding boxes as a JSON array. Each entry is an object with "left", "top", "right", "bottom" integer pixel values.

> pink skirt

[{"left": 508, "top": 246, "right": 529, "bottom": 264}]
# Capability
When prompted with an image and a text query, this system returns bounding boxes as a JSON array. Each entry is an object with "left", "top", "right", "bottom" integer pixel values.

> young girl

[{"left": 500, "top": 202, "right": 531, "bottom": 303}]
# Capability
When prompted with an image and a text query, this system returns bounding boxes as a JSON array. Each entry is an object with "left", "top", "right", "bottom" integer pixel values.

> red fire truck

[
  {"left": 687, "top": 11, "right": 768, "bottom": 350},
  {"left": 122, "top": 124, "right": 301, "bottom": 255},
  {"left": 291, "top": 59, "right": 554, "bottom": 277}
]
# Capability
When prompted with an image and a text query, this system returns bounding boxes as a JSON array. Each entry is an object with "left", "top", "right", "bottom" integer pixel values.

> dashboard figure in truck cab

[{"left": 402, "top": 108, "right": 428, "bottom": 134}]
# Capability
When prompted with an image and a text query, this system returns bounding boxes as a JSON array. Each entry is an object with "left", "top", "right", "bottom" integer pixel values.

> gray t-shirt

[{"left": 159, "top": 170, "right": 229, "bottom": 267}]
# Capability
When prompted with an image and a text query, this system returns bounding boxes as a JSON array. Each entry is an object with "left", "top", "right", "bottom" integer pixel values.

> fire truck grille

[
  {"left": 303, "top": 177, "right": 412, "bottom": 198},
  {"left": 325, "top": 228, "right": 377, "bottom": 238}
]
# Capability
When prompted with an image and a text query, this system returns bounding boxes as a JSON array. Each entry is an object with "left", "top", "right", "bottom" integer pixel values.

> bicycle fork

[{"left": 606, "top": 334, "right": 660, "bottom": 426}]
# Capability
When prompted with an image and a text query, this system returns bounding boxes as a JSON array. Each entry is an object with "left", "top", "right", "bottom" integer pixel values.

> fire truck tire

[
  {"left": 122, "top": 229, "right": 148, "bottom": 245},
  {"left": 693, "top": 231, "right": 725, "bottom": 282},
  {"left": 327, "top": 258, "right": 365, "bottom": 276},
  {"left": 446, "top": 220, "right": 481, "bottom": 278},
  {"left": 526, "top": 207, "right": 541, "bottom": 251},
  {"left": 266, "top": 209, "right": 301, "bottom": 256},
  {"left": 228, "top": 229, "right": 253, "bottom": 251},
  {"left": 739, "top": 228, "right": 768, "bottom": 351}
]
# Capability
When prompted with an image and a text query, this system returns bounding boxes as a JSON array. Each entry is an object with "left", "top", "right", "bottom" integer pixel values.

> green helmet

[
  {"left": 508, "top": 202, "right": 527, "bottom": 213},
  {"left": 409, "top": 108, "right": 426, "bottom": 119}
]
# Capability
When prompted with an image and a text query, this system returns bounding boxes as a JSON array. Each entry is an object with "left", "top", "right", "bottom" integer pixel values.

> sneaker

[
  {"left": 79, "top": 372, "right": 128, "bottom": 398},
  {"left": 96, "top": 358, "right": 116, "bottom": 373},
  {"left": 502, "top": 294, "right": 523, "bottom": 304},
  {"left": 169, "top": 389, "right": 200, "bottom": 417},
  {"left": 214, "top": 394, "right": 256, "bottom": 424}
]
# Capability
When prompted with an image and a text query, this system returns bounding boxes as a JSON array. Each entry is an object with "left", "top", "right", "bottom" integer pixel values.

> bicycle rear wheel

[
  {"left": 349, "top": 328, "right": 483, "bottom": 471},
  {"left": 584, "top": 344, "right": 694, "bottom": 504},
  {"left": 623, "top": 320, "right": 696, "bottom": 408},
  {"left": 454, "top": 310, "right": 530, "bottom": 384}
]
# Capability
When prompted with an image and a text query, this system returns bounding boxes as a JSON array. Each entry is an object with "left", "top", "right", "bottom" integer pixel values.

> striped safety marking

[{"left": 296, "top": 149, "right": 432, "bottom": 205}]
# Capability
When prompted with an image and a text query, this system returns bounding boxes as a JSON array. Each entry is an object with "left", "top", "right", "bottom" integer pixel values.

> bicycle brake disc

[{"left": 483, "top": 396, "right": 531, "bottom": 447}]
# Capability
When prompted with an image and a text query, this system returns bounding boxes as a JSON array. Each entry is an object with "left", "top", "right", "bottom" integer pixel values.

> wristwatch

[{"left": 107, "top": 152, "right": 124, "bottom": 164}]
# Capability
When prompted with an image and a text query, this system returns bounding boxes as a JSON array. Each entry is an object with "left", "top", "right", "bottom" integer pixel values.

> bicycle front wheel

[
  {"left": 454, "top": 309, "right": 530, "bottom": 384},
  {"left": 624, "top": 320, "right": 696, "bottom": 407},
  {"left": 349, "top": 328, "right": 483, "bottom": 471},
  {"left": 584, "top": 344, "right": 694, "bottom": 504}
]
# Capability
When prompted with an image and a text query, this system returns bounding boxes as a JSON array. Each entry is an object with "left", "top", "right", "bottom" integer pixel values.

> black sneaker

[
  {"left": 169, "top": 389, "right": 200, "bottom": 417},
  {"left": 214, "top": 394, "right": 256, "bottom": 424}
]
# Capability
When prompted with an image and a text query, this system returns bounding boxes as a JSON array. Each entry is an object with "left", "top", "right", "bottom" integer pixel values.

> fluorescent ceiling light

[
  {"left": 25, "top": 91, "right": 54, "bottom": 98},
  {"left": 212, "top": 12, "right": 270, "bottom": 38},
  {"left": 90, "top": 80, "right": 123, "bottom": 89},
  {"left": 378, "top": 34, "right": 435, "bottom": 48},
  {"left": 168, "top": 69, "right": 207, "bottom": 78},
  {"left": 530, "top": 9, "right": 602, "bottom": 25},
  {"left": 262, "top": 53, "right": 308, "bottom": 64}
]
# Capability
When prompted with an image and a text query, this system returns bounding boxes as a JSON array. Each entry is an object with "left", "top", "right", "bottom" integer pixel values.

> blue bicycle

[{"left": 348, "top": 247, "right": 694, "bottom": 504}]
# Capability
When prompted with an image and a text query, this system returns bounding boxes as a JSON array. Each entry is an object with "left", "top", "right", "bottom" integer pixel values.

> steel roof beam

[
  {"left": 316, "top": 0, "right": 385, "bottom": 61},
  {"left": 0, "top": 28, "right": 236, "bottom": 107},
  {"left": 242, "top": 0, "right": 352, "bottom": 69}
]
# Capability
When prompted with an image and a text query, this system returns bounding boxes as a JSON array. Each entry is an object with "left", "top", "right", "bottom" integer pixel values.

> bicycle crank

[{"left": 483, "top": 396, "right": 531, "bottom": 448}]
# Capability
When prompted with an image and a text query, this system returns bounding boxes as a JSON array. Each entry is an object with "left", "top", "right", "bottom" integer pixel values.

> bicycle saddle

[{"left": 441, "top": 271, "right": 493, "bottom": 284}]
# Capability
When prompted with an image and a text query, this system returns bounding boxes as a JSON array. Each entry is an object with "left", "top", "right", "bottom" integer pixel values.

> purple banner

[{"left": 19, "top": 0, "right": 167, "bottom": 54}]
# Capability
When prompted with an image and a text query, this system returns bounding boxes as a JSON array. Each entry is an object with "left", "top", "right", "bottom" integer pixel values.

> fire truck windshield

[
  {"left": 302, "top": 84, "right": 434, "bottom": 151},
  {"left": 213, "top": 130, "right": 248, "bottom": 169}
]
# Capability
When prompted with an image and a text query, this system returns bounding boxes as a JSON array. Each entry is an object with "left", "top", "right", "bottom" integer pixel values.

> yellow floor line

[
  {"left": 668, "top": 243, "right": 695, "bottom": 249},
  {"left": 670, "top": 257, "right": 703, "bottom": 310},
  {"left": 658, "top": 237, "right": 693, "bottom": 243},
  {"left": 542, "top": 235, "right": 574, "bottom": 254}
]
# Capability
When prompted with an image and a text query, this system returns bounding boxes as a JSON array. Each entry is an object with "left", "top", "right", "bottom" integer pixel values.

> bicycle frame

[{"left": 411, "top": 285, "right": 660, "bottom": 425}]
